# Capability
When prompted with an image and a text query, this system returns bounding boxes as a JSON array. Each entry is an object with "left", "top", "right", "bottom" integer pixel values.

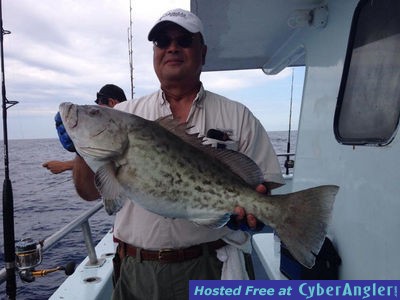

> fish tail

[{"left": 269, "top": 185, "right": 339, "bottom": 268}]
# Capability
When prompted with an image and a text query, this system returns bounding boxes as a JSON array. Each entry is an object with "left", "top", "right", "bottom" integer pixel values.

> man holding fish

[{"left": 58, "top": 8, "right": 310, "bottom": 300}]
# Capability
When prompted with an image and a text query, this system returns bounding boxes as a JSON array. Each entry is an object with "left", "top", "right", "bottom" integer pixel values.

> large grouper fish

[{"left": 59, "top": 102, "right": 339, "bottom": 268}]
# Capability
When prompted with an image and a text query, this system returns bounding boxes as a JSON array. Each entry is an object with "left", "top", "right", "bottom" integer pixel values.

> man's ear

[{"left": 109, "top": 99, "right": 118, "bottom": 108}]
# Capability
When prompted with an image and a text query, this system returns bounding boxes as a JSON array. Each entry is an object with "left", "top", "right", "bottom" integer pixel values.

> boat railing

[{"left": 0, "top": 201, "right": 105, "bottom": 285}]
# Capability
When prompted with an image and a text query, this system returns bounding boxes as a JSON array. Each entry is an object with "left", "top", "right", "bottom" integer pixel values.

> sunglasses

[{"left": 153, "top": 34, "right": 195, "bottom": 49}]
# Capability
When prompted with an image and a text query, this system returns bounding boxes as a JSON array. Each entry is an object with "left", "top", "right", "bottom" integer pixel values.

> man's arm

[
  {"left": 42, "top": 160, "right": 74, "bottom": 174},
  {"left": 72, "top": 155, "right": 101, "bottom": 201}
]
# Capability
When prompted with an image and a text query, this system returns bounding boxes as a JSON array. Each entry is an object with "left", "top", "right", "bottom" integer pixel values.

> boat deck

[{"left": 49, "top": 230, "right": 115, "bottom": 300}]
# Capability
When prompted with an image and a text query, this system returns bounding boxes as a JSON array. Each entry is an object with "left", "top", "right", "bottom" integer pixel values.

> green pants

[{"left": 112, "top": 247, "right": 222, "bottom": 300}]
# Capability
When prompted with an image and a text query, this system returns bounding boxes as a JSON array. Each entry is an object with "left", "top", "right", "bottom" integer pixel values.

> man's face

[{"left": 152, "top": 25, "right": 206, "bottom": 84}]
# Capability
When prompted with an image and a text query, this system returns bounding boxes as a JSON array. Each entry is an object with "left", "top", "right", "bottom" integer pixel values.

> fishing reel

[
  {"left": 284, "top": 158, "right": 295, "bottom": 169},
  {"left": 15, "top": 238, "right": 75, "bottom": 283}
]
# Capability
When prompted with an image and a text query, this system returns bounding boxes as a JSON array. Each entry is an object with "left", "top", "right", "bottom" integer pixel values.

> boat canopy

[{"left": 191, "top": 0, "right": 327, "bottom": 74}]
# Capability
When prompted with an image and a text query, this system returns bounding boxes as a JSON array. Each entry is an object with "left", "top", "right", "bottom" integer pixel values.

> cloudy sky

[{"left": 1, "top": 0, "right": 303, "bottom": 140}]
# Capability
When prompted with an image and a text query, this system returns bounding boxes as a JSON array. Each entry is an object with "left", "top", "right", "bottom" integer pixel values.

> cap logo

[
  {"left": 160, "top": 11, "right": 187, "bottom": 21},
  {"left": 148, "top": 9, "right": 204, "bottom": 42}
]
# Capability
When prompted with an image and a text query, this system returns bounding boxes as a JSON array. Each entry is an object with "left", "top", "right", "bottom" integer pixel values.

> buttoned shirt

[{"left": 113, "top": 85, "right": 284, "bottom": 249}]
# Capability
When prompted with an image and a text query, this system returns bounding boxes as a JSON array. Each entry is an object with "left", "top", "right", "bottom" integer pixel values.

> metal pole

[
  {"left": 81, "top": 221, "right": 98, "bottom": 266},
  {"left": 1, "top": 1, "right": 18, "bottom": 298}
]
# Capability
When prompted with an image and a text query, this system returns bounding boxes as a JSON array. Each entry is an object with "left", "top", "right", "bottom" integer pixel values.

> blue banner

[{"left": 189, "top": 280, "right": 399, "bottom": 299}]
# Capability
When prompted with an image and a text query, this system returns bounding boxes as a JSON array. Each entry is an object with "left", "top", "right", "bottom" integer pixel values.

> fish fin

[
  {"left": 94, "top": 163, "right": 126, "bottom": 215},
  {"left": 268, "top": 185, "right": 339, "bottom": 268},
  {"left": 156, "top": 116, "right": 263, "bottom": 187},
  {"left": 192, "top": 213, "right": 232, "bottom": 228},
  {"left": 102, "top": 197, "right": 126, "bottom": 216},
  {"left": 208, "top": 147, "right": 264, "bottom": 187}
]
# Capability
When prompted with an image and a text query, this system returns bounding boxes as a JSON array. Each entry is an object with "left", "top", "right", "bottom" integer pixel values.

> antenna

[{"left": 127, "top": 0, "right": 134, "bottom": 99}]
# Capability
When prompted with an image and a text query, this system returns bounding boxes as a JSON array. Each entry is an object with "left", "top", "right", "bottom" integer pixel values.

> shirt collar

[
  {"left": 195, "top": 84, "right": 206, "bottom": 108},
  {"left": 159, "top": 83, "right": 206, "bottom": 108}
]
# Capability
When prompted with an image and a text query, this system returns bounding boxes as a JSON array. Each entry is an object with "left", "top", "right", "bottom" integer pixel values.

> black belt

[{"left": 114, "top": 237, "right": 226, "bottom": 263}]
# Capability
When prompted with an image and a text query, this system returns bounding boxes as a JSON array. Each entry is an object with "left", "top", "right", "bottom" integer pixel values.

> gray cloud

[{"left": 1, "top": 0, "right": 300, "bottom": 140}]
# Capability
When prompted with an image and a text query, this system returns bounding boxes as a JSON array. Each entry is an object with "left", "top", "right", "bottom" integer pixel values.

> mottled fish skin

[{"left": 59, "top": 102, "right": 339, "bottom": 268}]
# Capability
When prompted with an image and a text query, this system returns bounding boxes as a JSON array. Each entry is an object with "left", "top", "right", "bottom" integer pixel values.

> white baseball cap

[{"left": 148, "top": 8, "right": 205, "bottom": 42}]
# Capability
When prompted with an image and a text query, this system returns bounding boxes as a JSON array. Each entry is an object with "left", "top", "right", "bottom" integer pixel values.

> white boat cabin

[{"left": 192, "top": 0, "right": 400, "bottom": 279}]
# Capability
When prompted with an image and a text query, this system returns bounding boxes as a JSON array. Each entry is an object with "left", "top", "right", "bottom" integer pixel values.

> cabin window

[{"left": 334, "top": 0, "right": 400, "bottom": 146}]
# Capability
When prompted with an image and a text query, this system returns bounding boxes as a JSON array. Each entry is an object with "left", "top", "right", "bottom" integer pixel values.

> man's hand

[
  {"left": 227, "top": 184, "right": 268, "bottom": 231},
  {"left": 55, "top": 112, "right": 76, "bottom": 152},
  {"left": 42, "top": 160, "right": 74, "bottom": 174}
]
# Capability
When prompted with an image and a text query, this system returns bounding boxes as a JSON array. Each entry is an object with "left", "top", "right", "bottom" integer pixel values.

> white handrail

[{"left": 0, "top": 201, "right": 104, "bottom": 285}]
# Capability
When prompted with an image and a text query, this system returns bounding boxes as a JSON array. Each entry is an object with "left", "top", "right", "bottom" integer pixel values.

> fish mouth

[{"left": 59, "top": 102, "right": 78, "bottom": 129}]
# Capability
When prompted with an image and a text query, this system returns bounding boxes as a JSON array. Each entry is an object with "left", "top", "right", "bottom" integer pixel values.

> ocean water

[
  {"left": 0, "top": 132, "right": 296, "bottom": 299},
  {"left": 0, "top": 139, "right": 114, "bottom": 300}
]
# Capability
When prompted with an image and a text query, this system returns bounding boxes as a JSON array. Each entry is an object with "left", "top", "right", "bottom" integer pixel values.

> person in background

[
  {"left": 94, "top": 84, "right": 127, "bottom": 108},
  {"left": 43, "top": 84, "right": 126, "bottom": 174},
  {"left": 58, "top": 9, "right": 284, "bottom": 300}
]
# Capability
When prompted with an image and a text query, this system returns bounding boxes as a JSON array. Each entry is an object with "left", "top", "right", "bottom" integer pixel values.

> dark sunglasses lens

[
  {"left": 154, "top": 36, "right": 171, "bottom": 48},
  {"left": 154, "top": 35, "right": 193, "bottom": 49},
  {"left": 177, "top": 35, "right": 193, "bottom": 48}
]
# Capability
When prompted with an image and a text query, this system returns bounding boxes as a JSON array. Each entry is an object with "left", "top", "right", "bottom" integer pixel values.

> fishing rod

[
  {"left": 284, "top": 68, "right": 295, "bottom": 175},
  {"left": 1, "top": 1, "right": 19, "bottom": 298},
  {"left": 127, "top": 0, "right": 134, "bottom": 99}
]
